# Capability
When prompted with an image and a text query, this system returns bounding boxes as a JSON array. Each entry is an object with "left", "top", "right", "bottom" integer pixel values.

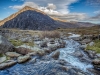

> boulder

[
  {"left": 0, "top": 60, "right": 17, "bottom": 70},
  {"left": 0, "top": 56, "right": 6, "bottom": 64},
  {"left": 17, "top": 55, "right": 31, "bottom": 63},
  {"left": 92, "top": 59, "right": 100, "bottom": 65},
  {"left": 80, "top": 44, "right": 87, "bottom": 49},
  {"left": 14, "top": 47, "right": 33, "bottom": 55},
  {"left": 40, "top": 41, "right": 47, "bottom": 47},
  {"left": 89, "top": 42, "right": 94, "bottom": 46},
  {"left": 0, "top": 35, "right": 14, "bottom": 54},
  {"left": 51, "top": 51, "right": 60, "bottom": 60},
  {"left": 5, "top": 52, "right": 21, "bottom": 58},
  {"left": 86, "top": 50, "right": 96, "bottom": 59},
  {"left": 96, "top": 53, "right": 100, "bottom": 58},
  {"left": 81, "top": 39, "right": 91, "bottom": 44}
]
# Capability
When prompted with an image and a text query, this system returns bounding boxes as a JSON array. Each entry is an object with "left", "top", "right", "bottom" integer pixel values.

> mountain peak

[
  {"left": 20, "top": 6, "right": 45, "bottom": 15},
  {"left": 0, "top": 6, "right": 46, "bottom": 26}
]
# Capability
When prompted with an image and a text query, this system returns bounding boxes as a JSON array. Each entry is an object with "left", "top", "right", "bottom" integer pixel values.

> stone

[
  {"left": 0, "top": 60, "right": 17, "bottom": 70},
  {"left": 81, "top": 39, "right": 91, "bottom": 44},
  {"left": 17, "top": 55, "right": 31, "bottom": 63},
  {"left": 89, "top": 42, "right": 94, "bottom": 46},
  {"left": 96, "top": 53, "right": 100, "bottom": 58},
  {"left": 0, "top": 56, "right": 6, "bottom": 64},
  {"left": 5, "top": 52, "right": 21, "bottom": 58},
  {"left": 51, "top": 51, "right": 60, "bottom": 60},
  {"left": 92, "top": 59, "right": 100, "bottom": 65},
  {"left": 86, "top": 50, "right": 96, "bottom": 59},
  {"left": 0, "top": 35, "right": 14, "bottom": 54},
  {"left": 80, "top": 44, "right": 87, "bottom": 49},
  {"left": 14, "top": 47, "right": 33, "bottom": 55}
]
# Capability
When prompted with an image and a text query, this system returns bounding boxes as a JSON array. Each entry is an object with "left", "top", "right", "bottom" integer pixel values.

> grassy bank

[{"left": 86, "top": 40, "right": 100, "bottom": 53}]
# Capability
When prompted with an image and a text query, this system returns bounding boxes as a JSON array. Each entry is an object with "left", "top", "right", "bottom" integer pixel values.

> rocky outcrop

[
  {"left": 0, "top": 35, "right": 14, "bottom": 54},
  {"left": 17, "top": 55, "right": 31, "bottom": 63}
]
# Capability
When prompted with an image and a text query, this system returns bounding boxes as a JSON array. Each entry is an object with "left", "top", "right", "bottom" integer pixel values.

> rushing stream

[{"left": 59, "top": 39, "right": 94, "bottom": 74}]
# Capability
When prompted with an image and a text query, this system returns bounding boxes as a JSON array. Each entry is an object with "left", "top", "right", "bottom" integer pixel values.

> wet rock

[
  {"left": 5, "top": 52, "right": 21, "bottom": 58},
  {"left": 96, "top": 53, "right": 100, "bottom": 58},
  {"left": 86, "top": 50, "right": 96, "bottom": 59},
  {"left": 89, "top": 42, "right": 94, "bottom": 46},
  {"left": 47, "top": 43, "right": 58, "bottom": 51},
  {"left": 40, "top": 40, "right": 47, "bottom": 47},
  {"left": 14, "top": 47, "right": 33, "bottom": 55},
  {"left": 80, "top": 39, "right": 91, "bottom": 44},
  {"left": 0, "top": 60, "right": 17, "bottom": 70},
  {"left": 59, "top": 40, "right": 66, "bottom": 48},
  {"left": 0, "top": 35, "right": 14, "bottom": 54},
  {"left": 92, "top": 59, "right": 100, "bottom": 65},
  {"left": 37, "top": 50, "right": 45, "bottom": 56},
  {"left": 17, "top": 55, "right": 31, "bottom": 63},
  {"left": 80, "top": 44, "right": 87, "bottom": 49},
  {"left": 51, "top": 51, "right": 60, "bottom": 60},
  {"left": 0, "top": 56, "right": 6, "bottom": 64},
  {"left": 73, "top": 51, "right": 83, "bottom": 57}
]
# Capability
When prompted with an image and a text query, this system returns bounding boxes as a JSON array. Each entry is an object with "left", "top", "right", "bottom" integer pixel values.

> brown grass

[{"left": 39, "top": 31, "right": 60, "bottom": 38}]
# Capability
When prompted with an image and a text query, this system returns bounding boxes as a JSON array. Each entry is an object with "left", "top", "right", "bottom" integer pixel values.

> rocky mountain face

[{"left": 0, "top": 6, "right": 98, "bottom": 30}]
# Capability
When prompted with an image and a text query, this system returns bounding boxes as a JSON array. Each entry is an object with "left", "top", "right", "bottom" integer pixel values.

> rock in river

[{"left": 17, "top": 55, "right": 31, "bottom": 63}]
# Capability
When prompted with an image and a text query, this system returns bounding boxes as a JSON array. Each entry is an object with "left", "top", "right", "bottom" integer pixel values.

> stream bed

[{"left": 0, "top": 39, "right": 99, "bottom": 75}]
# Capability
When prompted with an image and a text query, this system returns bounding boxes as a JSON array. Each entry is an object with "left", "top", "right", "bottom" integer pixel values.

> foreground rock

[
  {"left": 92, "top": 59, "right": 100, "bottom": 70},
  {"left": 0, "top": 35, "right": 14, "bottom": 54},
  {"left": 5, "top": 52, "right": 21, "bottom": 58},
  {"left": 14, "top": 47, "right": 33, "bottom": 55},
  {"left": 17, "top": 55, "right": 31, "bottom": 63},
  {"left": 0, "top": 56, "right": 6, "bottom": 64},
  {"left": 0, "top": 60, "right": 17, "bottom": 70}
]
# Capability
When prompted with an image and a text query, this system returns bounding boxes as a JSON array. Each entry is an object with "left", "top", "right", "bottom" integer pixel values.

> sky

[{"left": 0, "top": 0, "right": 100, "bottom": 24}]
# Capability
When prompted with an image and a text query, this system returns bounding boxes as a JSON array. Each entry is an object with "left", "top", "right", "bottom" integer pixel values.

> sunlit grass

[
  {"left": 86, "top": 40, "right": 100, "bottom": 53},
  {"left": 9, "top": 39, "right": 34, "bottom": 47}
]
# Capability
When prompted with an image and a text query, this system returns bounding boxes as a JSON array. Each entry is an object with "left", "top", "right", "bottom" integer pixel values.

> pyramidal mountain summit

[{"left": 0, "top": 6, "right": 95, "bottom": 30}]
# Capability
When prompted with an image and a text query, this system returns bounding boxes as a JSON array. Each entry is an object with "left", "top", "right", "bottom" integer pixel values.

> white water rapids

[{"left": 59, "top": 39, "right": 94, "bottom": 74}]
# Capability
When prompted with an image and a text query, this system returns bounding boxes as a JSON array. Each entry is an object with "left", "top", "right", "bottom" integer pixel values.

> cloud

[
  {"left": 94, "top": 10, "right": 100, "bottom": 14},
  {"left": 47, "top": 3, "right": 56, "bottom": 10},
  {"left": 9, "top": 2, "right": 39, "bottom": 10},
  {"left": 86, "top": 0, "right": 100, "bottom": 7},
  {"left": 9, "top": 0, "right": 88, "bottom": 21}
]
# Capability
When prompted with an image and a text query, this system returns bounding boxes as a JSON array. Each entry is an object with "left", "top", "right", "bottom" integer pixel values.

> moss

[
  {"left": 0, "top": 53, "right": 3, "bottom": 57},
  {"left": 9, "top": 39, "right": 34, "bottom": 47},
  {"left": 86, "top": 40, "right": 100, "bottom": 53},
  {"left": 9, "top": 40, "right": 23, "bottom": 46},
  {"left": 24, "top": 42, "right": 34, "bottom": 47}
]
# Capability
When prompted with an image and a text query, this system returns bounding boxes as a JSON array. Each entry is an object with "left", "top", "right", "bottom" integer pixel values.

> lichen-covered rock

[
  {"left": 14, "top": 47, "right": 33, "bottom": 55},
  {"left": 17, "top": 55, "right": 31, "bottom": 63},
  {"left": 0, "top": 35, "right": 14, "bottom": 54},
  {"left": 0, "top": 56, "right": 6, "bottom": 64},
  {"left": 0, "top": 60, "right": 17, "bottom": 70},
  {"left": 5, "top": 52, "right": 21, "bottom": 58}
]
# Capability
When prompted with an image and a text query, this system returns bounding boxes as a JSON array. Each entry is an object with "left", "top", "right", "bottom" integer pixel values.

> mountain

[{"left": 0, "top": 6, "right": 98, "bottom": 30}]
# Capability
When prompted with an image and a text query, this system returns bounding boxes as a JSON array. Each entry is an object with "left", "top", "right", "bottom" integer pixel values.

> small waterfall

[{"left": 59, "top": 39, "right": 93, "bottom": 74}]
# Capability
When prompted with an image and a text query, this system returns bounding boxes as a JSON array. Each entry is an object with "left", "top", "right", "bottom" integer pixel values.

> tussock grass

[
  {"left": 9, "top": 39, "right": 34, "bottom": 47},
  {"left": 86, "top": 40, "right": 100, "bottom": 53},
  {"left": 39, "top": 31, "right": 60, "bottom": 38}
]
